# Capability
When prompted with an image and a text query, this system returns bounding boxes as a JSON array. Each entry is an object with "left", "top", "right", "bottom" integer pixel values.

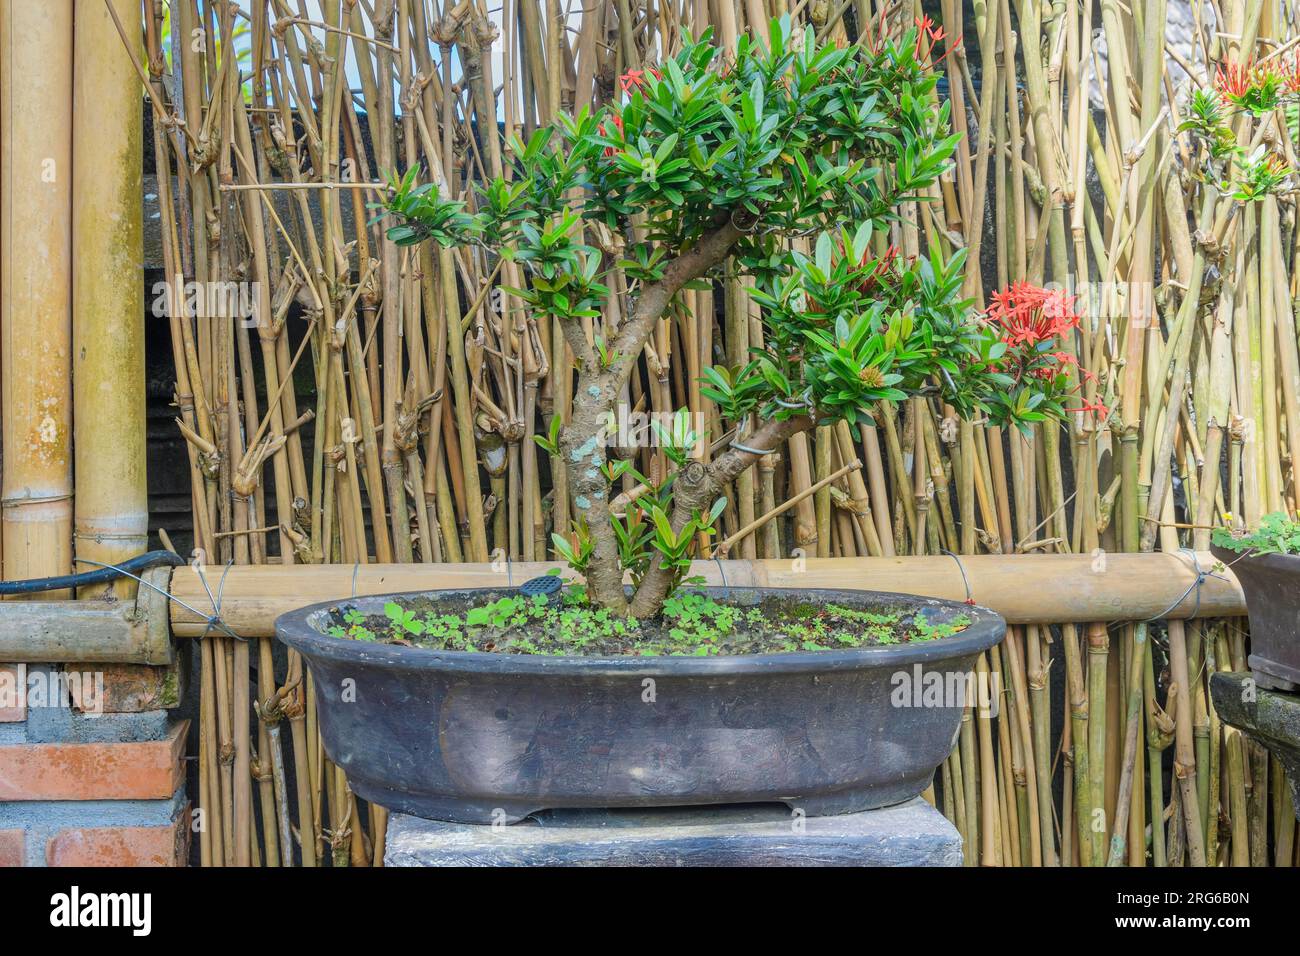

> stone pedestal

[
  {"left": 1211, "top": 671, "right": 1300, "bottom": 820},
  {"left": 384, "top": 797, "right": 962, "bottom": 867}
]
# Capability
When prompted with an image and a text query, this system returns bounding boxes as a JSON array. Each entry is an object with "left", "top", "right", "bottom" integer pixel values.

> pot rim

[{"left": 275, "top": 585, "right": 1006, "bottom": 676}]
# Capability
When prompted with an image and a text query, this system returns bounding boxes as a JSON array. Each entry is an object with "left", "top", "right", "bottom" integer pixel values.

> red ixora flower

[
  {"left": 618, "top": 67, "right": 661, "bottom": 95},
  {"left": 1068, "top": 397, "right": 1110, "bottom": 419},
  {"left": 852, "top": 243, "right": 901, "bottom": 290},
  {"left": 807, "top": 242, "right": 904, "bottom": 313},
  {"left": 1215, "top": 61, "right": 1254, "bottom": 100},
  {"left": 598, "top": 112, "right": 625, "bottom": 158},
  {"left": 858, "top": 9, "right": 889, "bottom": 53},
  {"left": 914, "top": 15, "right": 961, "bottom": 67},
  {"left": 1214, "top": 59, "right": 1280, "bottom": 103},
  {"left": 985, "top": 281, "right": 1081, "bottom": 348},
  {"left": 1283, "top": 50, "right": 1300, "bottom": 94}
]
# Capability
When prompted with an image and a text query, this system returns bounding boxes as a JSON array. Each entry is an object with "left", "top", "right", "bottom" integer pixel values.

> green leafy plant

[
  {"left": 1179, "top": 88, "right": 1238, "bottom": 175},
  {"left": 1230, "top": 147, "right": 1292, "bottom": 202},
  {"left": 377, "top": 16, "right": 1071, "bottom": 621},
  {"left": 384, "top": 601, "right": 426, "bottom": 637},
  {"left": 337, "top": 594, "right": 963, "bottom": 657},
  {"left": 1178, "top": 61, "right": 1298, "bottom": 201},
  {"left": 1212, "top": 511, "right": 1300, "bottom": 555}
]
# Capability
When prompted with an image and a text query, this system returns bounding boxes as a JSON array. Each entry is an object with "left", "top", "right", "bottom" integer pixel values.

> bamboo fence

[{"left": 14, "top": 0, "right": 1292, "bottom": 866}]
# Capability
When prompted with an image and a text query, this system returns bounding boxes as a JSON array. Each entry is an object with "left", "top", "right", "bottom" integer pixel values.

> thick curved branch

[
  {"left": 702, "top": 413, "right": 815, "bottom": 488},
  {"left": 559, "top": 217, "right": 749, "bottom": 615},
  {"left": 604, "top": 218, "right": 746, "bottom": 388},
  {"left": 626, "top": 413, "right": 814, "bottom": 618},
  {"left": 556, "top": 313, "right": 597, "bottom": 370}
]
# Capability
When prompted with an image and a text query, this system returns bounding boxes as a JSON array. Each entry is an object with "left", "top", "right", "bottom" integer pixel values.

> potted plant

[
  {"left": 277, "top": 17, "right": 1083, "bottom": 823},
  {"left": 1212, "top": 512, "right": 1300, "bottom": 690}
]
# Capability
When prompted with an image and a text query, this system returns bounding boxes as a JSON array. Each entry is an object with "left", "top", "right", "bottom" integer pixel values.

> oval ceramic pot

[
  {"left": 1212, "top": 544, "right": 1300, "bottom": 691},
  {"left": 276, "top": 586, "right": 1005, "bottom": 824}
]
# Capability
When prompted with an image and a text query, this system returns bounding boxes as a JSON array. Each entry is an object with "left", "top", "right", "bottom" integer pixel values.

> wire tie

[
  {"left": 711, "top": 555, "right": 731, "bottom": 600},
  {"left": 939, "top": 549, "right": 976, "bottom": 605},
  {"left": 729, "top": 438, "right": 779, "bottom": 456}
]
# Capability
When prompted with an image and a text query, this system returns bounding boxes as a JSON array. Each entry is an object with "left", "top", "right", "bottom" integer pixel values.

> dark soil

[{"left": 321, "top": 586, "right": 972, "bottom": 657}]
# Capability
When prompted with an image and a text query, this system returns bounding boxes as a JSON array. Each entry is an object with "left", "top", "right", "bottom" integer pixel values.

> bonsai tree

[{"left": 380, "top": 17, "right": 1076, "bottom": 620}]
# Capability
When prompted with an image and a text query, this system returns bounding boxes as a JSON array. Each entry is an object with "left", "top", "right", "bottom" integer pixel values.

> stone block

[
  {"left": 1212, "top": 671, "right": 1300, "bottom": 820},
  {"left": 384, "top": 797, "right": 962, "bottom": 867}
]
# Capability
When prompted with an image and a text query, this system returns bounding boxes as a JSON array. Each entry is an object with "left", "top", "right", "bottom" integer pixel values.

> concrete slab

[
  {"left": 1212, "top": 671, "right": 1300, "bottom": 820},
  {"left": 384, "top": 796, "right": 962, "bottom": 866}
]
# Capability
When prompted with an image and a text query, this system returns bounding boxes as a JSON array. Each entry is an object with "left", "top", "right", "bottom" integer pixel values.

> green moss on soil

[{"left": 322, "top": 586, "right": 971, "bottom": 657}]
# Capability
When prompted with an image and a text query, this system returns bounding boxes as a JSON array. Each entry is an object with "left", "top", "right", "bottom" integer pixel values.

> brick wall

[
  {"left": 0, "top": 274, "right": 200, "bottom": 868},
  {"left": 0, "top": 664, "right": 189, "bottom": 867}
]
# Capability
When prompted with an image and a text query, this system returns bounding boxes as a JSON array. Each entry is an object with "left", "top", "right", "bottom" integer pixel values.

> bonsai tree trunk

[
  {"left": 559, "top": 216, "right": 748, "bottom": 616},
  {"left": 626, "top": 412, "right": 814, "bottom": 618}
]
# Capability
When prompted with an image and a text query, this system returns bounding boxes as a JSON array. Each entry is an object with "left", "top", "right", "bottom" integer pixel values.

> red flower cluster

[
  {"left": 914, "top": 15, "right": 961, "bottom": 67},
  {"left": 852, "top": 243, "right": 901, "bottom": 292},
  {"left": 1069, "top": 397, "right": 1110, "bottom": 417},
  {"left": 1263, "top": 153, "right": 1291, "bottom": 178},
  {"left": 1213, "top": 54, "right": 1300, "bottom": 105},
  {"left": 1215, "top": 60, "right": 1259, "bottom": 100},
  {"left": 856, "top": 12, "right": 960, "bottom": 65},
  {"left": 1285, "top": 51, "right": 1300, "bottom": 94},
  {"left": 618, "top": 67, "right": 661, "bottom": 95},
  {"left": 985, "top": 282, "right": 1108, "bottom": 420},
  {"left": 859, "top": 10, "right": 889, "bottom": 54},
  {"left": 986, "top": 281, "right": 1080, "bottom": 347},
  {"left": 804, "top": 241, "right": 903, "bottom": 315},
  {"left": 598, "top": 112, "right": 625, "bottom": 159}
]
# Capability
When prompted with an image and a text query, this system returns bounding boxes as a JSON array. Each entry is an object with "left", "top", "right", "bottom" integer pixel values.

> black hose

[{"left": 0, "top": 550, "right": 187, "bottom": 596}]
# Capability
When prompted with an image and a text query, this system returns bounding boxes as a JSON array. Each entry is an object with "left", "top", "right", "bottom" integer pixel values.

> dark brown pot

[{"left": 1212, "top": 544, "right": 1300, "bottom": 691}]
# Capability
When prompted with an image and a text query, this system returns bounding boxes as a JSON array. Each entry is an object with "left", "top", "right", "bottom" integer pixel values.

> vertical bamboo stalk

[
  {"left": 1, "top": 0, "right": 74, "bottom": 590},
  {"left": 72, "top": 0, "right": 147, "bottom": 597}
]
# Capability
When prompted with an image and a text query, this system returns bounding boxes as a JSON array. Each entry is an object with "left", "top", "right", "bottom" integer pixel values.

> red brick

[
  {"left": 0, "top": 664, "right": 26, "bottom": 722},
  {"left": 0, "top": 830, "right": 24, "bottom": 867},
  {"left": 47, "top": 809, "right": 189, "bottom": 867},
  {"left": 0, "top": 720, "right": 186, "bottom": 801},
  {"left": 72, "top": 663, "right": 183, "bottom": 714}
]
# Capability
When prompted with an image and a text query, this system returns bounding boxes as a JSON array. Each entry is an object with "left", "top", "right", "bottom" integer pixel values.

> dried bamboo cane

[{"left": 1, "top": 0, "right": 74, "bottom": 593}]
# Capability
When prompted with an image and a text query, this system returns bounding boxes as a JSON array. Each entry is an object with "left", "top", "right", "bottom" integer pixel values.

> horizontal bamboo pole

[
  {"left": 166, "top": 552, "right": 1243, "bottom": 637},
  {"left": 216, "top": 181, "right": 386, "bottom": 192},
  {"left": 0, "top": 568, "right": 173, "bottom": 663}
]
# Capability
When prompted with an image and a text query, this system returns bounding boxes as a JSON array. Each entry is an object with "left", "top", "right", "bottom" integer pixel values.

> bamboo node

[
  {"left": 255, "top": 695, "right": 285, "bottom": 728},
  {"left": 433, "top": 16, "right": 460, "bottom": 45},
  {"left": 1192, "top": 229, "right": 1219, "bottom": 257},
  {"left": 938, "top": 416, "right": 958, "bottom": 444},
  {"left": 471, "top": 14, "right": 500, "bottom": 47},
  {"left": 1228, "top": 415, "right": 1247, "bottom": 442}
]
